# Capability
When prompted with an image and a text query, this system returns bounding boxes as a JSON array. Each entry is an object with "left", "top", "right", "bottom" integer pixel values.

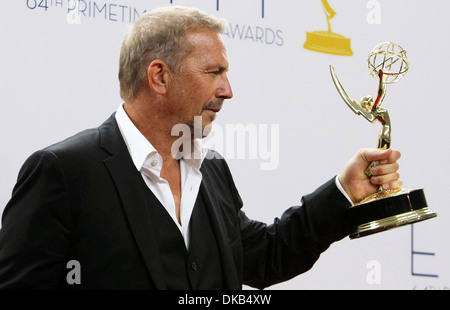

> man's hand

[{"left": 338, "top": 148, "right": 402, "bottom": 204}]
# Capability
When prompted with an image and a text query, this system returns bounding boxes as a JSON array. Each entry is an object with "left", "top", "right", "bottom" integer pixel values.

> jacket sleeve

[
  {"left": 0, "top": 150, "right": 72, "bottom": 289},
  {"left": 237, "top": 177, "right": 352, "bottom": 289}
]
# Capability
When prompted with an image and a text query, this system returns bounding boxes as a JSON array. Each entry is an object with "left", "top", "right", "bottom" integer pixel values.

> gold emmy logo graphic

[{"left": 304, "top": 0, "right": 353, "bottom": 56}]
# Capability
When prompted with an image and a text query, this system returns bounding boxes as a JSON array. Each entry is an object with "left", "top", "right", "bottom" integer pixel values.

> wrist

[{"left": 335, "top": 175, "right": 355, "bottom": 205}]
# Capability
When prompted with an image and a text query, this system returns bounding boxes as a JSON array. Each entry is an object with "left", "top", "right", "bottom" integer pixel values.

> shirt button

[
  {"left": 151, "top": 160, "right": 158, "bottom": 166},
  {"left": 191, "top": 261, "right": 198, "bottom": 271}
]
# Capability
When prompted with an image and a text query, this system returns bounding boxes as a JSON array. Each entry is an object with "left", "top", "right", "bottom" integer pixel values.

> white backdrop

[{"left": 1, "top": 0, "right": 449, "bottom": 290}]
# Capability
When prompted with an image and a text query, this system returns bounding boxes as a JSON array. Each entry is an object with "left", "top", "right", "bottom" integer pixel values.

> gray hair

[{"left": 118, "top": 6, "right": 227, "bottom": 101}]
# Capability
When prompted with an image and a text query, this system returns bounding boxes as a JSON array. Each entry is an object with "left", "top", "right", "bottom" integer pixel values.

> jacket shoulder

[{"left": 43, "top": 127, "right": 101, "bottom": 156}]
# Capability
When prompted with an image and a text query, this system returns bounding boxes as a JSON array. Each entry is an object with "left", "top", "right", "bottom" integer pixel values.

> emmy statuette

[{"left": 330, "top": 42, "right": 437, "bottom": 239}]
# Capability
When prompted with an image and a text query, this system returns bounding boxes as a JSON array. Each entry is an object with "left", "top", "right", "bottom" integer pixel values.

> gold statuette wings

[{"left": 329, "top": 65, "right": 376, "bottom": 123}]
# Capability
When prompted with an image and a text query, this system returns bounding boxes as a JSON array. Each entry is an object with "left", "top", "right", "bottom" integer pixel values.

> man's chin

[
  {"left": 202, "top": 109, "right": 217, "bottom": 121},
  {"left": 186, "top": 115, "right": 214, "bottom": 139}
]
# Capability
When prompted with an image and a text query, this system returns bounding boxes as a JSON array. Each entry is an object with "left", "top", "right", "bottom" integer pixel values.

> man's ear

[{"left": 147, "top": 59, "right": 171, "bottom": 95}]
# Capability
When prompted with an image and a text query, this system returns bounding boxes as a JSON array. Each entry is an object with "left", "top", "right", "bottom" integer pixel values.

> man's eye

[{"left": 206, "top": 67, "right": 227, "bottom": 75}]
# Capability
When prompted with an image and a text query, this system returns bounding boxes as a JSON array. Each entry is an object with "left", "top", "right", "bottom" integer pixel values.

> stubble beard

[{"left": 186, "top": 98, "right": 224, "bottom": 138}]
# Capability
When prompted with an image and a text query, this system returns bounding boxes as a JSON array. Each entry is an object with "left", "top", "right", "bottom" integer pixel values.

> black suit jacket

[{"left": 0, "top": 114, "right": 351, "bottom": 289}]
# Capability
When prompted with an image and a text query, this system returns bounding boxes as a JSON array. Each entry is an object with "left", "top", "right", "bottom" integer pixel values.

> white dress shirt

[
  {"left": 115, "top": 104, "right": 207, "bottom": 249},
  {"left": 115, "top": 104, "right": 353, "bottom": 249}
]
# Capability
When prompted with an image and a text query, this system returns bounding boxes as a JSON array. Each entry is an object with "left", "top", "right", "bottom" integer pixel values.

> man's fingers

[
  {"left": 340, "top": 148, "right": 404, "bottom": 203},
  {"left": 360, "top": 148, "right": 391, "bottom": 163},
  {"left": 360, "top": 148, "right": 401, "bottom": 164},
  {"left": 370, "top": 162, "right": 400, "bottom": 176},
  {"left": 371, "top": 172, "right": 401, "bottom": 186},
  {"left": 382, "top": 149, "right": 401, "bottom": 164},
  {"left": 381, "top": 179, "right": 403, "bottom": 190}
]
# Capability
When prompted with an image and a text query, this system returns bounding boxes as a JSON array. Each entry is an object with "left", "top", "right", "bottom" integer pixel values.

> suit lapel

[
  {"left": 200, "top": 164, "right": 241, "bottom": 290},
  {"left": 99, "top": 114, "right": 167, "bottom": 290},
  {"left": 98, "top": 114, "right": 240, "bottom": 289}
]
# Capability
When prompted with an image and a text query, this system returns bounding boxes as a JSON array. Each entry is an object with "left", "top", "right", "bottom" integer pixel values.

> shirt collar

[{"left": 114, "top": 104, "right": 207, "bottom": 172}]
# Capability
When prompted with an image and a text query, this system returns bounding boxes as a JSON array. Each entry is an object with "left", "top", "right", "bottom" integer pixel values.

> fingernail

[{"left": 383, "top": 184, "right": 389, "bottom": 190}]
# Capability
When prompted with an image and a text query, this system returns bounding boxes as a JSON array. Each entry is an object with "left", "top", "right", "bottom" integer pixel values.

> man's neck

[{"left": 122, "top": 100, "right": 179, "bottom": 165}]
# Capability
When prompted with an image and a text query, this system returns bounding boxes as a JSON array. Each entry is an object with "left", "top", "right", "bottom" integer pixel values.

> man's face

[{"left": 166, "top": 29, "right": 233, "bottom": 135}]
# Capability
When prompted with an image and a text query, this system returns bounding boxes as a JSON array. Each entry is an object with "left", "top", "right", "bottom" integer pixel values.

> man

[{"left": 0, "top": 6, "right": 402, "bottom": 289}]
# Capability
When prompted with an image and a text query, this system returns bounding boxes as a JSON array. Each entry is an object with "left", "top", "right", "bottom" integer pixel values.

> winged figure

[{"left": 329, "top": 65, "right": 391, "bottom": 150}]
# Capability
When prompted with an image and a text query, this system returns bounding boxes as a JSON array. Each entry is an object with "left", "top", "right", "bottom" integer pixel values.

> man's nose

[{"left": 217, "top": 76, "right": 233, "bottom": 99}]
